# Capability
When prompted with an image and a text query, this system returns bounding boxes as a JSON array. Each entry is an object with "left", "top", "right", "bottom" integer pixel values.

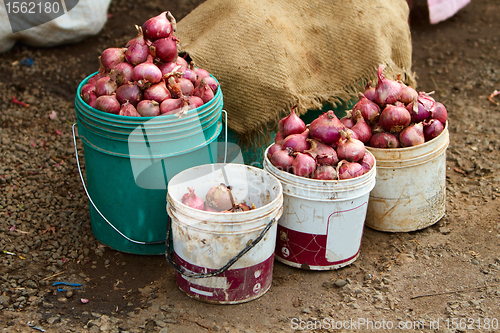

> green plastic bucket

[{"left": 74, "top": 72, "right": 224, "bottom": 255}]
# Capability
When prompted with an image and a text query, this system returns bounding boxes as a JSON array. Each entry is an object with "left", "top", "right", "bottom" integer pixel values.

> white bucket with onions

[
  {"left": 365, "top": 122, "right": 449, "bottom": 232},
  {"left": 166, "top": 163, "right": 283, "bottom": 304},
  {"left": 263, "top": 147, "right": 376, "bottom": 270}
]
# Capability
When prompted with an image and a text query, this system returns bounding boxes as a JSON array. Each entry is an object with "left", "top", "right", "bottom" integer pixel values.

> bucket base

[
  {"left": 276, "top": 253, "right": 359, "bottom": 271},
  {"left": 365, "top": 212, "right": 445, "bottom": 233},
  {"left": 174, "top": 253, "right": 274, "bottom": 304}
]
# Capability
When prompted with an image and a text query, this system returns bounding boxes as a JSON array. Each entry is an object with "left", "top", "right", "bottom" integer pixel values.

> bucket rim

[
  {"left": 167, "top": 163, "right": 284, "bottom": 218},
  {"left": 76, "top": 71, "right": 222, "bottom": 123}
]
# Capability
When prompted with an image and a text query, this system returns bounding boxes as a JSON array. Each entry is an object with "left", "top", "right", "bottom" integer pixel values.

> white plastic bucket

[
  {"left": 166, "top": 163, "right": 283, "bottom": 304},
  {"left": 263, "top": 149, "right": 377, "bottom": 270},
  {"left": 365, "top": 123, "right": 449, "bottom": 232}
]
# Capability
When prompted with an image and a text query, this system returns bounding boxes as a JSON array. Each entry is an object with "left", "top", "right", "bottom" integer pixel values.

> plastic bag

[{"left": 0, "top": 0, "right": 111, "bottom": 53}]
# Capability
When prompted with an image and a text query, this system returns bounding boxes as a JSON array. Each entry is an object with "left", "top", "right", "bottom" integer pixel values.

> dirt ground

[{"left": 1, "top": 0, "right": 500, "bottom": 332}]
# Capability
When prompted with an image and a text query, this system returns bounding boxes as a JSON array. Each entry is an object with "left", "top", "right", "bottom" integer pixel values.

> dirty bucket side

[
  {"left": 365, "top": 126, "right": 449, "bottom": 232},
  {"left": 166, "top": 164, "right": 283, "bottom": 304},
  {"left": 74, "top": 73, "right": 223, "bottom": 255},
  {"left": 263, "top": 149, "right": 377, "bottom": 270}
]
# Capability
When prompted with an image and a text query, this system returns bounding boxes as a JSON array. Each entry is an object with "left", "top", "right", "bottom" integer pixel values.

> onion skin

[
  {"left": 125, "top": 26, "right": 149, "bottom": 66},
  {"left": 369, "top": 132, "right": 401, "bottom": 148},
  {"left": 142, "top": 11, "right": 174, "bottom": 40},
  {"left": 160, "top": 98, "right": 185, "bottom": 115},
  {"left": 181, "top": 187, "right": 204, "bottom": 211},
  {"left": 177, "top": 77, "right": 194, "bottom": 96},
  {"left": 270, "top": 148, "right": 295, "bottom": 172},
  {"left": 291, "top": 152, "right": 317, "bottom": 178},
  {"left": 432, "top": 102, "right": 448, "bottom": 124},
  {"left": 205, "top": 184, "right": 233, "bottom": 212},
  {"left": 144, "top": 81, "right": 170, "bottom": 103},
  {"left": 360, "top": 152, "right": 375, "bottom": 174},
  {"left": 399, "top": 122, "right": 425, "bottom": 147},
  {"left": 351, "top": 110, "right": 372, "bottom": 144},
  {"left": 399, "top": 83, "right": 418, "bottom": 104},
  {"left": 151, "top": 36, "right": 178, "bottom": 63},
  {"left": 309, "top": 110, "right": 345, "bottom": 144},
  {"left": 337, "top": 160, "right": 364, "bottom": 180},
  {"left": 379, "top": 104, "right": 411, "bottom": 133},
  {"left": 95, "top": 95, "right": 120, "bottom": 114},
  {"left": 81, "top": 84, "right": 96, "bottom": 104},
  {"left": 136, "top": 100, "right": 160, "bottom": 117},
  {"left": 95, "top": 77, "right": 117, "bottom": 97},
  {"left": 282, "top": 129, "right": 310, "bottom": 153},
  {"left": 304, "top": 139, "right": 338, "bottom": 166},
  {"left": 353, "top": 92, "right": 380, "bottom": 123},
  {"left": 374, "top": 65, "right": 402, "bottom": 105},
  {"left": 279, "top": 106, "right": 306, "bottom": 137},
  {"left": 115, "top": 82, "right": 142, "bottom": 107},
  {"left": 313, "top": 164, "right": 338, "bottom": 180},
  {"left": 119, "top": 102, "right": 141, "bottom": 117},
  {"left": 132, "top": 60, "right": 162, "bottom": 84},
  {"left": 187, "top": 96, "right": 204, "bottom": 109},
  {"left": 110, "top": 62, "right": 134, "bottom": 86},
  {"left": 336, "top": 130, "right": 366, "bottom": 162},
  {"left": 423, "top": 119, "right": 445, "bottom": 141}
]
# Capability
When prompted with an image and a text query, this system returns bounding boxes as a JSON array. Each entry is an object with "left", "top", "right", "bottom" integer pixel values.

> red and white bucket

[
  {"left": 166, "top": 163, "right": 283, "bottom": 304},
  {"left": 263, "top": 148, "right": 376, "bottom": 270}
]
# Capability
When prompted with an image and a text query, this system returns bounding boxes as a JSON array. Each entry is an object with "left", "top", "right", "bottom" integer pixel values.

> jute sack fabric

[{"left": 176, "top": 0, "right": 415, "bottom": 145}]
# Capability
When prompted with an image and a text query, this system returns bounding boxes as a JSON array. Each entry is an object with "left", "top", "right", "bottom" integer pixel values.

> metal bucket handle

[
  {"left": 71, "top": 110, "right": 228, "bottom": 246},
  {"left": 165, "top": 217, "right": 276, "bottom": 278}
]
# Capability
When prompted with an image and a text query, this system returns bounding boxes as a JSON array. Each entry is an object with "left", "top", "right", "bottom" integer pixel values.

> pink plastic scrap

[{"left": 427, "top": 0, "right": 471, "bottom": 24}]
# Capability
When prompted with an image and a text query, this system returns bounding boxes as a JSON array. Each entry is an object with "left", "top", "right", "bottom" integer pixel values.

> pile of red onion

[
  {"left": 181, "top": 185, "right": 256, "bottom": 213},
  {"left": 342, "top": 65, "right": 448, "bottom": 149},
  {"left": 267, "top": 106, "right": 375, "bottom": 180},
  {"left": 80, "top": 12, "right": 219, "bottom": 117}
]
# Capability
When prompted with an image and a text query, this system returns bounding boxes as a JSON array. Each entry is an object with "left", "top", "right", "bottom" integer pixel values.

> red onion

[
  {"left": 132, "top": 56, "right": 162, "bottom": 84},
  {"left": 369, "top": 132, "right": 400, "bottom": 148},
  {"left": 282, "top": 129, "right": 310, "bottom": 153},
  {"left": 351, "top": 110, "right": 372, "bottom": 144},
  {"left": 313, "top": 165, "right": 338, "bottom": 180},
  {"left": 379, "top": 104, "right": 411, "bottom": 133},
  {"left": 194, "top": 79, "right": 215, "bottom": 103},
  {"left": 267, "top": 143, "right": 283, "bottom": 160},
  {"left": 118, "top": 101, "right": 141, "bottom": 117},
  {"left": 275, "top": 132, "right": 285, "bottom": 145},
  {"left": 205, "top": 184, "right": 233, "bottom": 211},
  {"left": 407, "top": 92, "right": 436, "bottom": 122},
  {"left": 181, "top": 187, "right": 204, "bottom": 210},
  {"left": 337, "top": 160, "right": 364, "bottom": 180},
  {"left": 309, "top": 110, "right": 345, "bottom": 144},
  {"left": 94, "top": 76, "right": 117, "bottom": 97},
  {"left": 270, "top": 148, "right": 295, "bottom": 172},
  {"left": 167, "top": 76, "right": 183, "bottom": 98},
  {"left": 431, "top": 101, "right": 447, "bottom": 124},
  {"left": 144, "top": 81, "right": 170, "bottom": 103},
  {"left": 183, "top": 68, "right": 197, "bottom": 84},
  {"left": 423, "top": 119, "right": 445, "bottom": 141},
  {"left": 125, "top": 26, "right": 150, "bottom": 65},
  {"left": 86, "top": 91, "right": 97, "bottom": 108},
  {"left": 176, "top": 56, "right": 188, "bottom": 70},
  {"left": 187, "top": 96, "right": 204, "bottom": 109},
  {"left": 110, "top": 62, "right": 134, "bottom": 86},
  {"left": 353, "top": 92, "right": 380, "bottom": 123},
  {"left": 359, "top": 152, "right": 375, "bottom": 174},
  {"left": 177, "top": 77, "right": 194, "bottom": 96},
  {"left": 336, "top": 130, "right": 366, "bottom": 162},
  {"left": 115, "top": 82, "right": 142, "bottom": 106},
  {"left": 340, "top": 113, "right": 355, "bottom": 129},
  {"left": 363, "top": 82, "right": 376, "bottom": 101},
  {"left": 95, "top": 95, "right": 120, "bottom": 114},
  {"left": 136, "top": 100, "right": 160, "bottom": 117},
  {"left": 81, "top": 83, "right": 96, "bottom": 104},
  {"left": 142, "top": 11, "right": 175, "bottom": 40},
  {"left": 158, "top": 62, "right": 180, "bottom": 77},
  {"left": 87, "top": 72, "right": 106, "bottom": 86},
  {"left": 399, "top": 122, "right": 425, "bottom": 147},
  {"left": 99, "top": 48, "right": 126, "bottom": 71},
  {"left": 160, "top": 98, "right": 186, "bottom": 115},
  {"left": 292, "top": 152, "right": 317, "bottom": 178},
  {"left": 399, "top": 83, "right": 418, "bottom": 104},
  {"left": 204, "top": 203, "right": 219, "bottom": 212},
  {"left": 304, "top": 139, "right": 338, "bottom": 166},
  {"left": 150, "top": 36, "right": 178, "bottom": 63},
  {"left": 202, "top": 76, "right": 219, "bottom": 93},
  {"left": 374, "top": 65, "right": 402, "bottom": 105},
  {"left": 193, "top": 66, "right": 210, "bottom": 80},
  {"left": 279, "top": 106, "right": 306, "bottom": 137}
]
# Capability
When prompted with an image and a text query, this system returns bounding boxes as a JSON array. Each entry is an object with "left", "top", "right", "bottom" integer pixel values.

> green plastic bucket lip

[
  {"left": 76, "top": 71, "right": 222, "bottom": 126},
  {"left": 76, "top": 104, "right": 222, "bottom": 142}
]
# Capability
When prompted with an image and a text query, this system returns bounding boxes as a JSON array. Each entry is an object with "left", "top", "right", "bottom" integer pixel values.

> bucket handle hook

[{"left": 165, "top": 217, "right": 276, "bottom": 279}]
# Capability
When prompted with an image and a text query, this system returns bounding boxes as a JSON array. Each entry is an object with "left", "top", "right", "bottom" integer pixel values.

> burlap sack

[{"left": 176, "top": 0, "right": 415, "bottom": 145}]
